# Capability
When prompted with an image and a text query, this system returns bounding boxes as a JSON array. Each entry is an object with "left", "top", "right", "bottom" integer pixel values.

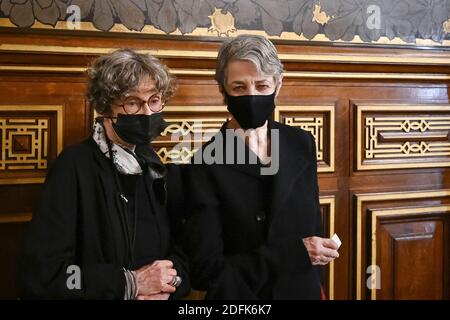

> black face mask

[
  {"left": 111, "top": 113, "right": 168, "bottom": 145},
  {"left": 225, "top": 91, "right": 276, "bottom": 129}
]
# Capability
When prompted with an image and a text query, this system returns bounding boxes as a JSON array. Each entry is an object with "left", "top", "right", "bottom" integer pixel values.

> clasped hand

[
  {"left": 302, "top": 236, "right": 340, "bottom": 265},
  {"left": 133, "top": 260, "right": 178, "bottom": 300}
]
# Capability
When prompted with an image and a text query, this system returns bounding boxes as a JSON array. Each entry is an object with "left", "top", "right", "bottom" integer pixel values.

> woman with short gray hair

[
  {"left": 184, "top": 35, "right": 339, "bottom": 299},
  {"left": 17, "top": 49, "right": 189, "bottom": 300},
  {"left": 215, "top": 34, "right": 284, "bottom": 103}
]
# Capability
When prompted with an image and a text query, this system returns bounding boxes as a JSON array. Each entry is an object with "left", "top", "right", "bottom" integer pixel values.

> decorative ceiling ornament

[
  {"left": 312, "top": 4, "right": 331, "bottom": 26},
  {"left": 208, "top": 7, "right": 236, "bottom": 37}
]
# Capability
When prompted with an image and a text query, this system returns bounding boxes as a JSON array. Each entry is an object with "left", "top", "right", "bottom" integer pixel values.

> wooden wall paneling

[
  {"left": 354, "top": 103, "right": 450, "bottom": 171},
  {"left": 1, "top": 29, "right": 449, "bottom": 300},
  {"left": 355, "top": 190, "right": 450, "bottom": 300},
  {"left": 0, "top": 72, "right": 89, "bottom": 299},
  {"left": 378, "top": 213, "right": 446, "bottom": 300},
  {"left": 274, "top": 105, "right": 335, "bottom": 173},
  {"left": 0, "top": 105, "right": 63, "bottom": 184},
  {"left": 154, "top": 106, "right": 228, "bottom": 164},
  {"left": 0, "top": 220, "right": 29, "bottom": 299},
  {"left": 319, "top": 196, "right": 336, "bottom": 300}
]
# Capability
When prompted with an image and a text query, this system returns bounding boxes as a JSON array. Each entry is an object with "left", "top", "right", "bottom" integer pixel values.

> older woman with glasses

[{"left": 17, "top": 49, "right": 189, "bottom": 300}]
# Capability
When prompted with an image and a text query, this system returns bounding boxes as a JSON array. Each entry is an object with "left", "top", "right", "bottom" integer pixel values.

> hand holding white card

[{"left": 331, "top": 233, "right": 341, "bottom": 249}]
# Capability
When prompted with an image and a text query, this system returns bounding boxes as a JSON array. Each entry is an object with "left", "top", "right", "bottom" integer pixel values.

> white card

[{"left": 331, "top": 233, "right": 342, "bottom": 249}]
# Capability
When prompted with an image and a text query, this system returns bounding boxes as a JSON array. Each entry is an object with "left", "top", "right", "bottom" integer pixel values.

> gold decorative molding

[
  {"left": 1, "top": 17, "right": 450, "bottom": 47},
  {"left": 0, "top": 118, "right": 49, "bottom": 170},
  {"left": 369, "top": 205, "right": 450, "bottom": 300},
  {"left": 320, "top": 195, "right": 336, "bottom": 300},
  {"left": 355, "top": 189, "right": 450, "bottom": 300},
  {"left": 274, "top": 105, "right": 335, "bottom": 173},
  {"left": 170, "top": 69, "right": 213, "bottom": 76},
  {"left": 283, "top": 72, "right": 450, "bottom": 80},
  {"left": 0, "top": 105, "right": 63, "bottom": 185},
  {"left": 2, "top": 43, "right": 450, "bottom": 66},
  {"left": 2, "top": 65, "right": 450, "bottom": 81},
  {"left": 0, "top": 212, "right": 32, "bottom": 224},
  {"left": 287, "top": 117, "right": 324, "bottom": 160},
  {"left": 156, "top": 147, "right": 198, "bottom": 164},
  {"left": 356, "top": 104, "right": 450, "bottom": 171},
  {"left": 0, "top": 65, "right": 87, "bottom": 73},
  {"left": 153, "top": 105, "right": 228, "bottom": 164},
  {"left": 0, "top": 44, "right": 218, "bottom": 58},
  {"left": 160, "top": 118, "right": 225, "bottom": 139},
  {"left": 0, "top": 177, "right": 45, "bottom": 185},
  {"left": 160, "top": 106, "right": 227, "bottom": 138}
]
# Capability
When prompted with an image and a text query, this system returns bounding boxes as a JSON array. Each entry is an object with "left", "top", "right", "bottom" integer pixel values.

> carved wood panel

[
  {"left": 355, "top": 104, "right": 450, "bottom": 171},
  {"left": 0, "top": 105, "right": 63, "bottom": 185},
  {"left": 153, "top": 106, "right": 228, "bottom": 164},
  {"left": 355, "top": 190, "right": 450, "bottom": 300},
  {"left": 379, "top": 217, "right": 445, "bottom": 300},
  {"left": 275, "top": 105, "right": 335, "bottom": 172}
]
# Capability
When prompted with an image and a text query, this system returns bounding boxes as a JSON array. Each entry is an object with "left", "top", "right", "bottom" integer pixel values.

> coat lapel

[
  {"left": 206, "top": 122, "right": 262, "bottom": 178},
  {"left": 209, "top": 120, "right": 312, "bottom": 218},
  {"left": 91, "top": 140, "right": 128, "bottom": 265},
  {"left": 269, "top": 121, "right": 311, "bottom": 220}
]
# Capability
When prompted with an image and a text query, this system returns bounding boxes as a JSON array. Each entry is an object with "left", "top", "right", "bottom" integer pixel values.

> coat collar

[
  {"left": 192, "top": 122, "right": 252, "bottom": 177},
  {"left": 213, "top": 120, "right": 310, "bottom": 168},
  {"left": 208, "top": 121, "right": 312, "bottom": 214}
]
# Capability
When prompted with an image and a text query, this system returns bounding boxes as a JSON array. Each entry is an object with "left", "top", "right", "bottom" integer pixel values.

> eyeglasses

[{"left": 117, "top": 93, "right": 164, "bottom": 114}]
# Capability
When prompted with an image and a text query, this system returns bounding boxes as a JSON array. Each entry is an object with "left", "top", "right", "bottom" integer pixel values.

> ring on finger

[{"left": 169, "top": 275, "right": 182, "bottom": 288}]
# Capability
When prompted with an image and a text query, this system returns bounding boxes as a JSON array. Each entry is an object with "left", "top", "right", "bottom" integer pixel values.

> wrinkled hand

[
  {"left": 134, "top": 260, "right": 177, "bottom": 296},
  {"left": 302, "top": 236, "right": 339, "bottom": 265}
]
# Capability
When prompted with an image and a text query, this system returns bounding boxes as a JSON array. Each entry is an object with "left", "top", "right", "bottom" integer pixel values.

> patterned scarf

[
  {"left": 93, "top": 120, "right": 143, "bottom": 175},
  {"left": 93, "top": 119, "right": 167, "bottom": 204}
]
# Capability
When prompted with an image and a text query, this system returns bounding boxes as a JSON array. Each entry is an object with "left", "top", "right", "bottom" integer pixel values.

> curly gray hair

[
  {"left": 215, "top": 35, "right": 284, "bottom": 96},
  {"left": 87, "top": 49, "right": 176, "bottom": 115}
]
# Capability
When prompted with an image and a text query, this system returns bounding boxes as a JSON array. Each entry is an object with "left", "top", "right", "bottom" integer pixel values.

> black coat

[
  {"left": 17, "top": 138, "right": 189, "bottom": 299},
  {"left": 183, "top": 121, "right": 323, "bottom": 300}
]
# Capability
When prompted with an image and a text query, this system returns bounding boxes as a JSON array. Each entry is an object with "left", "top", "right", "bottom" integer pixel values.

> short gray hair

[
  {"left": 215, "top": 35, "right": 284, "bottom": 91},
  {"left": 87, "top": 49, "right": 176, "bottom": 115}
]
